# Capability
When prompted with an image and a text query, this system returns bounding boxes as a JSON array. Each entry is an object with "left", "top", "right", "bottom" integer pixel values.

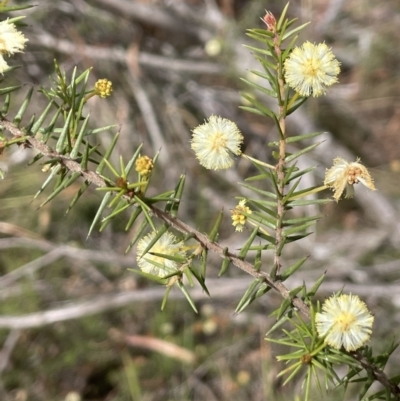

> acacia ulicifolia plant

[{"left": 0, "top": 3, "right": 398, "bottom": 400}]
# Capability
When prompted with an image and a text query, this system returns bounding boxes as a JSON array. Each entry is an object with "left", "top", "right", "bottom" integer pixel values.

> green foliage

[{"left": 0, "top": 2, "right": 397, "bottom": 401}]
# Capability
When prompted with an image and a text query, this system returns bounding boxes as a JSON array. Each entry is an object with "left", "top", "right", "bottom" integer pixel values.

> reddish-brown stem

[{"left": 272, "top": 28, "right": 287, "bottom": 278}]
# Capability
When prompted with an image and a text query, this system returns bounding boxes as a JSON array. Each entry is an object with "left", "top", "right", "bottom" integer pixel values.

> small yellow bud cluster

[
  {"left": 94, "top": 78, "right": 113, "bottom": 98},
  {"left": 231, "top": 200, "right": 252, "bottom": 232},
  {"left": 135, "top": 155, "right": 154, "bottom": 177}
]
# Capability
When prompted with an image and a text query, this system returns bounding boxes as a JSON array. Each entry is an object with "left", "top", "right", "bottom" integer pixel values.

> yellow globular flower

[
  {"left": 0, "top": 19, "right": 28, "bottom": 74},
  {"left": 136, "top": 231, "right": 186, "bottom": 278},
  {"left": 284, "top": 41, "right": 340, "bottom": 97},
  {"left": 324, "top": 157, "right": 376, "bottom": 202},
  {"left": 231, "top": 200, "right": 252, "bottom": 232},
  {"left": 191, "top": 115, "right": 244, "bottom": 170},
  {"left": 135, "top": 155, "right": 154, "bottom": 177},
  {"left": 315, "top": 294, "right": 374, "bottom": 352},
  {"left": 94, "top": 78, "right": 113, "bottom": 98}
]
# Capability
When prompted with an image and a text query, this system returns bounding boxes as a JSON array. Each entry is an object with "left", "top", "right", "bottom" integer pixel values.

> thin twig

[
  {"left": 0, "top": 330, "right": 21, "bottom": 374},
  {"left": 31, "top": 33, "right": 223, "bottom": 75}
]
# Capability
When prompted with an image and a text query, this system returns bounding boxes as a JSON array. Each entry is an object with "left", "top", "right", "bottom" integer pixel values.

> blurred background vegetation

[{"left": 1, "top": 0, "right": 400, "bottom": 400}]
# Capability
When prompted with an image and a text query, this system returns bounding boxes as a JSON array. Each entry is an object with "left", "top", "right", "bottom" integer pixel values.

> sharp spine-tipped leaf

[
  {"left": 125, "top": 207, "right": 142, "bottom": 231},
  {"left": 281, "top": 256, "right": 309, "bottom": 281},
  {"left": 239, "top": 183, "right": 277, "bottom": 199},
  {"left": 87, "top": 192, "right": 112, "bottom": 238},
  {"left": 282, "top": 178, "right": 301, "bottom": 204},
  {"left": 282, "top": 22, "right": 311, "bottom": 41},
  {"left": 66, "top": 180, "right": 90, "bottom": 214},
  {"left": 0, "top": 85, "right": 21, "bottom": 97},
  {"left": 239, "top": 226, "right": 259, "bottom": 259},
  {"left": 96, "top": 132, "right": 120, "bottom": 174},
  {"left": 248, "top": 211, "right": 276, "bottom": 230},
  {"left": 285, "top": 232, "right": 313, "bottom": 243},
  {"left": 56, "top": 108, "right": 74, "bottom": 152},
  {"left": 138, "top": 224, "right": 169, "bottom": 261},
  {"left": 277, "top": 2, "right": 290, "bottom": 31},
  {"left": 307, "top": 273, "right": 326, "bottom": 298},
  {"left": 165, "top": 174, "right": 186, "bottom": 217},
  {"left": 31, "top": 100, "right": 55, "bottom": 135},
  {"left": 269, "top": 131, "right": 324, "bottom": 146},
  {"left": 286, "top": 95, "right": 309, "bottom": 115},
  {"left": 124, "top": 144, "right": 143, "bottom": 175},
  {"left": 1, "top": 93, "right": 11, "bottom": 114},
  {"left": 208, "top": 210, "right": 224, "bottom": 242},
  {"left": 40, "top": 172, "right": 81, "bottom": 208},
  {"left": 240, "top": 77, "right": 277, "bottom": 98},
  {"left": 242, "top": 44, "right": 272, "bottom": 57},
  {"left": 246, "top": 29, "right": 275, "bottom": 40},
  {"left": 287, "top": 185, "right": 328, "bottom": 201},
  {"left": 70, "top": 114, "right": 90, "bottom": 159},
  {"left": 255, "top": 230, "right": 276, "bottom": 244},
  {"left": 177, "top": 282, "right": 198, "bottom": 313},
  {"left": 283, "top": 215, "right": 323, "bottom": 226},
  {"left": 100, "top": 201, "right": 130, "bottom": 230},
  {"left": 282, "top": 35, "right": 298, "bottom": 61},
  {"left": 13, "top": 87, "right": 33, "bottom": 126},
  {"left": 241, "top": 93, "right": 277, "bottom": 119},
  {"left": 285, "top": 166, "right": 316, "bottom": 184},
  {"left": 285, "top": 141, "right": 323, "bottom": 163},
  {"left": 287, "top": 198, "right": 332, "bottom": 207},
  {"left": 187, "top": 264, "right": 210, "bottom": 296},
  {"left": 125, "top": 218, "right": 150, "bottom": 253},
  {"left": 34, "top": 164, "right": 62, "bottom": 199},
  {"left": 247, "top": 200, "right": 278, "bottom": 218},
  {"left": 235, "top": 278, "right": 263, "bottom": 314}
]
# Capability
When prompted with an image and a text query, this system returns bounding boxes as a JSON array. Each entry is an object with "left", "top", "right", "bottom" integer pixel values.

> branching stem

[{"left": 2, "top": 118, "right": 400, "bottom": 399}]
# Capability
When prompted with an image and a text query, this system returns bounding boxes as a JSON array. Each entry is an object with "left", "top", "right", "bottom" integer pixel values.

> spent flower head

[
  {"left": 0, "top": 19, "right": 28, "bottom": 74},
  {"left": 231, "top": 199, "right": 252, "bottom": 232},
  {"left": 136, "top": 231, "right": 186, "bottom": 278},
  {"left": 94, "top": 78, "right": 113, "bottom": 98},
  {"left": 135, "top": 155, "right": 154, "bottom": 177},
  {"left": 315, "top": 294, "right": 374, "bottom": 352},
  {"left": 284, "top": 41, "right": 340, "bottom": 97},
  {"left": 324, "top": 157, "right": 376, "bottom": 201},
  {"left": 191, "top": 115, "right": 244, "bottom": 170}
]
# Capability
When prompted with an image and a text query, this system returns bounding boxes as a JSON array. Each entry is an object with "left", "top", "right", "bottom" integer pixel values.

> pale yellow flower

[
  {"left": 231, "top": 199, "right": 252, "bottom": 232},
  {"left": 0, "top": 19, "right": 28, "bottom": 74},
  {"left": 315, "top": 294, "right": 374, "bottom": 352},
  {"left": 136, "top": 231, "right": 186, "bottom": 278},
  {"left": 284, "top": 41, "right": 340, "bottom": 97},
  {"left": 191, "top": 115, "right": 243, "bottom": 170},
  {"left": 324, "top": 157, "right": 376, "bottom": 201}
]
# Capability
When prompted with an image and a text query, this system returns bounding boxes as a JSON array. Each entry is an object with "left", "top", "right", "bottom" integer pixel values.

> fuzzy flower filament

[
  {"left": 0, "top": 19, "right": 28, "bottom": 74},
  {"left": 191, "top": 115, "right": 244, "bottom": 170},
  {"left": 324, "top": 157, "right": 376, "bottom": 201},
  {"left": 284, "top": 41, "right": 340, "bottom": 97},
  {"left": 315, "top": 294, "right": 374, "bottom": 352},
  {"left": 136, "top": 231, "right": 186, "bottom": 278}
]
